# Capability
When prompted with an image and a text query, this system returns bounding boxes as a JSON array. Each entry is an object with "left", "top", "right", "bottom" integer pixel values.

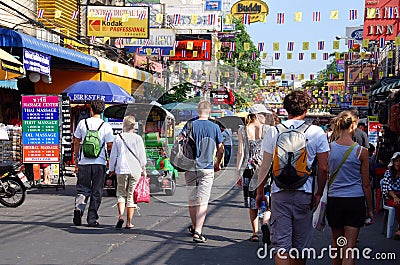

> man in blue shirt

[{"left": 183, "top": 100, "right": 224, "bottom": 243}]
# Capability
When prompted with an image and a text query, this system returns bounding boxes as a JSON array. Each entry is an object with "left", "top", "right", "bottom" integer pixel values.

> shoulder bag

[{"left": 312, "top": 142, "right": 357, "bottom": 231}]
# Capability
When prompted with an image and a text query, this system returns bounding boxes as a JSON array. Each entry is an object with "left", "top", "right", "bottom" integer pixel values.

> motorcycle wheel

[{"left": 0, "top": 176, "right": 26, "bottom": 208}]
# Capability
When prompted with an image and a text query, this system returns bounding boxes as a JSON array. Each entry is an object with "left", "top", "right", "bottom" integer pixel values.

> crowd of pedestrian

[{"left": 68, "top": 95, "right": 398, "bottom": 265}]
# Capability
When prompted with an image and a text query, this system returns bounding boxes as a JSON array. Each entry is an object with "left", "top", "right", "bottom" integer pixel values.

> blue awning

[{"left": 0, "top": 28, "right": 98, "bottom": 68}]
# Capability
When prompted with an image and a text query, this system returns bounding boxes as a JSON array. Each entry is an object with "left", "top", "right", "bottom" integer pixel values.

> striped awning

[{"left": 371, "top": 80, "right": 400, "bottom": 95}]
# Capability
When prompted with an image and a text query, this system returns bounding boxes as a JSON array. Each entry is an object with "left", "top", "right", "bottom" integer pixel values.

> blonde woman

[
  {"left": 109, "top": 115, "right": 147, "bottom": 229},
  {"left": 327, "top": 111, "right": 373, "bottom": 265},
  {"left": 236, "top": 104, "right": 272, "bottom": 243}
]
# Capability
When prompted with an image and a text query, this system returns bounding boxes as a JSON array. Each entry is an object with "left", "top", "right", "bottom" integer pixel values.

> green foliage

[{"left": 162, "top": 82, "right": 196, "bottom": 104}]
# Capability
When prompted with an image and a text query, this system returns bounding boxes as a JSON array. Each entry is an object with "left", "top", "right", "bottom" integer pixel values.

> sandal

[
  {"left": 115, "top": 219, "right": 124, "bottom": 229},
  {"left": 261, "top": 224, "right": 271, "bottom": 245},
  {"left": 188, "top": 225, "right": 195, "bottom": 236},
  {"left": 193, "top": 231, "right": 207, "bottom": 243},
  {"left": 250, "top": 234, "right": 259, "bottom": 242}
]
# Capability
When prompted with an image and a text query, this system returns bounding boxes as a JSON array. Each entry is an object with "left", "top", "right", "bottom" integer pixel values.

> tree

[{"left": 162, "top": 82, "right": 196, "bottom": 104}]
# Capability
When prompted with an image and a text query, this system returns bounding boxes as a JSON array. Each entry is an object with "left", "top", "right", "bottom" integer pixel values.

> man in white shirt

[
  {"left": 256, "top": 90, "right": 329, "bottom": 264},
  {"left": 73, "top": 100, "right": 114, "bottom": 227}
]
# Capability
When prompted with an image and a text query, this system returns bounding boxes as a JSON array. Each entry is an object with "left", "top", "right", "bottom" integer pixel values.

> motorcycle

[{"left": 0, "top": 163, "right": 30, "bottom": 207}]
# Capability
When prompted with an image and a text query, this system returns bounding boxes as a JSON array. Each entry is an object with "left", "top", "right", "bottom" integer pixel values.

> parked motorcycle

[{"left": 0, "top": 163, "right": 30, "bottom": 207}]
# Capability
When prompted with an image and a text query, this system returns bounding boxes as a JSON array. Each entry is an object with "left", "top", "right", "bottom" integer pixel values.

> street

[{"left": 0, "top": 165, "right": 399, "bottom": 265}]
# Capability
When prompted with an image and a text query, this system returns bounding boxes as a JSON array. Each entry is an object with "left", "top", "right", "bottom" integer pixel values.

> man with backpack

[
  {"left": 73, "top": 100, "right": 114, "bottom": 227},
  {"left": 256, "top": 90, "right": 330, "bottom": 264},
  {"left": 182, "top": 100, "right": 224, "bottom": 243}
]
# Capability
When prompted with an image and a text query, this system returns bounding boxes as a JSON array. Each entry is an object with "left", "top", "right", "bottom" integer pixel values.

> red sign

[
  {"left": 169, "top": 40, "right": 212, "bottom": 61},
  {"left": 363, "top": 0, "right": 400, "bottom": 41}
]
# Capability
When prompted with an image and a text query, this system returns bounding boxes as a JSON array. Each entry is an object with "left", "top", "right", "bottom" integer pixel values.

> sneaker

[{"left": 73, "top": 209, "right": 82, "bottom": 226}]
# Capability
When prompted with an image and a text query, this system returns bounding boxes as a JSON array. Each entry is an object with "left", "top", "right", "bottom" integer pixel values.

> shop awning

[
  {"left": 371, "top": 80, "right": 400, "bottom": 95},
  {"left": 95, "top": 56, "right": 154, "bottom": 83},
  {"left": 0, "top": 47, "right": 24, "bottom": 80},
  {"left": 0, "top": 28, "right": 98, "bottom": 68}
]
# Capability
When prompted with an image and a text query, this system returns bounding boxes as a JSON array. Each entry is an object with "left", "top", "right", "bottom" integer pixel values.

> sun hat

[
  {"left": 388, "top": 152, "right": 400, "bottom": 167},
  {"left": 249, "top": 104, "right": 271, "bottom": 114}
]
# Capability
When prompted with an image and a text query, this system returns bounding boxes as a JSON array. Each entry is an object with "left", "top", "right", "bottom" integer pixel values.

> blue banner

[
  {"left": 125, "top": 46, "right": 173, "bottom": 56},
  {"left": 22, "top": 108, "right": 59, "bottom": 120},
  {"left": 23, "top": 48, "right": 51, "bottom": 75},
  {"left": 23, "top": 132, "right": 59, "bottom": 145}
]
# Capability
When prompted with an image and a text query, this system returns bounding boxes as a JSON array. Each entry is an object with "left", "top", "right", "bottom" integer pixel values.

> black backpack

[{"left": 170, "top": 121, "right": 196, "bottom": 172}]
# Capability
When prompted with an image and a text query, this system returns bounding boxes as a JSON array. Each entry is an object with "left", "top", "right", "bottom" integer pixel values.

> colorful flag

[
  {"left": 190, "top": 14, "right": 198, "bottom": 24},
  {"left": 227, "top": 52, "right": 232, "bottom": 59},
  {"left": 173, "top": 14, "right": 180, "bottom": 24},
  {"left": 317, "top": 41, "right": 324, "bottom": 50},
  {"left": 287, "top": 42, "right": 294, "bottom": 51},
  {"left": 274, "top": 52, "right": 280, "bottom": 60},
  {"left": 244, "top": 42, "right": 250, "bottom": 51},
  {"left": 242, "top": 14, "right": 250, "bottom": 24},
  {"left": 277, "top": 13, "right": 285, "bottom": 24},
  {"left": 379, "top": 37, "right": 385, "bottom": 48},
  {"left": 387, "top": 7, "right": 394, "bottom": 18},
  {"left": 174, "top": 41, "right": 179, "bottom": 48},
  {"left": 169, "top": 50, "right": 175, "bottom": 56},
  {"left": 105, "top": 11, "right": 112, "bottom": 22},
  {"left": 156, "top": 14, "right": 163, "bottom": 23},
  {"left": 291, "top": 74, "right": 295, "bottom": 80},
  {"left": 374, "top": 51, "right": 379, "bottom": 60},
  {"left": 225, "top": 14, "right": 233, "bottom": 24},
  {"left": 388, "top": 50, "right": 394, "bottom": 59},
  {"left": 366, "top": 8, "right": 376, "bottom": 19},
  {"left": 294, "top": 12, "right": 302, "bottom": 22},
  {"left": 396, "top": 36, "right": 400, "bottom": 46},
  {"left": 312, "top": 11, "right": 321, "bottom": 22},
  {"left": 138, "top": 12, "right": 146, "bottom": 20},
  {"left": 310, "top": 74, "right": 314, "bottom": 80},
  {"left": 311, "top": 52, "right": 316, "bottom": 60},
  {"left": 333, "top": 40, "right": 340, "bottom": 49},
  {"left": 71, "top": 10, "right": 79, "bottom": 20},
  {"left": 201, "top": 41, "right": 207, "bottom": 51},
  {"left": 330, "top": 10, "right": 339, "bottom": 20},
  {"left": 369, "top": 72, "right": 373, "bottom": 80},
  {"left": 115, "top": 38, "right": 124, "bottom": 48},
  {"left": 122, "top": 13, "right": 130, "bottom": 22},
  {"left": 273, "top": 42, "right": 280, "bottom": 51},
  {"left": 271, "top": 74, "right": 276, "bottom": 80},
  {"left": 347, "top": 39, "right": 354, "bottom": 49},
  {"left": 302, "top": 42, "right": 309, "bottom": 50},
  {"left": 329, "top": 74, "right": 334, "bottom": 80},
  {"left": 252, "top": 73, "right": 257, "bottom": 80},
  {"left": 208, "top": 14, "right": 216, "bottom": 25},
  {"left": 349, "top": 9, "right": 358, "bottom": 20},
  {"left": 205, "top": 51, "right": 209, "bottom": 58},
  {"left": 187, "top": 41, "right": 193, "bottom": 50},
  {"left": 90, "top": 36, "right": 96, "bottom": 44},
  {"left": 251, "top": 52, "right": 256, "bottom": 60},
  {"left": 348, "top": 52, "right": 353, "bottom": 61},
  {"left": 258, "top": 43, "right": 264, "bottom": 52},
  {"left": 193, "top": 51, "right": 198, "bottom": 58},
  {"left": 298, "top": 74, "right": 304, "bottom": 80},
  {"left": 230, "top": 42, "right": 236, "bottom": 51},
  {"left": 262, "top": 52, "right": 267, "bottom": 59},
  {"left": 287, "top": 53, "right": 293, "bottom": 60},
  {"left": 181, "top": 50, "right": 186, "bottom": 58},
  {"left": 55, "top": 10, "right": 62, "bottom": 19},
  {"left": 362, "top": 39, "right": 370, "bottom": 48},
  {"left": 37, "top": 9, "right": 45, "bottom": 19},
  {"left": 323, "top": 53, "right": 329, "bottom": 60},
  {"left": 298, "top": 53, "right": 304, "bottom": 60}
]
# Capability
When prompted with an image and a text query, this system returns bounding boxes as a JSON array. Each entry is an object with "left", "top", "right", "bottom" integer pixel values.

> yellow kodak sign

[
  {"left": 87, "top": 6, "right": 149, "bottom": 38},
  {"left": 231, "top": 0, "right": 269, "bottom": 24}
]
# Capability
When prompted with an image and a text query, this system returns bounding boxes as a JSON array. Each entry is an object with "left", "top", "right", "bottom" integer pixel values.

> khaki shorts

[
  {"left": 116, "top": 173, "right": 140, "bottom": 208},
  {"left": 185, "top": 169, "right": 214, "bottom": 205}
]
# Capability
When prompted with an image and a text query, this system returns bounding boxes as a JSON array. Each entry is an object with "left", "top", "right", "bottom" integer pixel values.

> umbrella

[
  {"left": 162, "top": 102, "right": 198, "bottom": 111},
  {"left": 104, "top": 103, "right": 174, "bottom": 120},
  {"left": 0, "top": 48, "right": 24, "bottom": 80},
  {"left": 62, "top": 80, "right": 134, "bottom": 104}
]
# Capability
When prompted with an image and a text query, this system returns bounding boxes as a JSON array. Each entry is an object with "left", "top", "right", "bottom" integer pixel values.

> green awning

[{"left": 371, "top": 80, "right": 400, "bottom": 95}]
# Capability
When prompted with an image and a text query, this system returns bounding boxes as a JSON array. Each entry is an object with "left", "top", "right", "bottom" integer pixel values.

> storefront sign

[
  {"left": 325, "top": 81, "right": 345, "bottom": 93},
  {"left": 22, "top": 96, "right": 60, "bottom": 163},
  {"left": 169, "top": 39, "right": 212, "bottom": 61},
  {"left": 205, "top": 0, "right": 222, "bottom": 11},
  {"left": 363, "top": 0, "right": 400, "bottom": 41},
  {"left": 87, "top": 6, "right": 149, "bottom": 38},
  {"left": 23, "top": 49, "right": 51, "bottom": 75},
  {"left": 125, "top": 28, "right": 175, "bottom": 56},
  {"left": 368, "top": 116, "right": 382, "bottom": 146},
  {"left": 346, "top": 26, "right": 363, "bottom": 43},
  {"left": 165, "top": 13, "right": 221, "bottom": 31},
  {"left": 231, "top": 0, "right": 269, "bottom": 24},
  {"left": 352, "top": 95, "right": 369, "bottom": 107}
]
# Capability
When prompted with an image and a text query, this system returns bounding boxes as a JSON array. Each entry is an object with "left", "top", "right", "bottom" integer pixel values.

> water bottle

[{"left": 258, "top": 192, "right": 270, "bottom": 219}]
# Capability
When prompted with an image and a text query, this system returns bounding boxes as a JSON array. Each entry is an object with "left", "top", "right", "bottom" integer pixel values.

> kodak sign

[{"left": 231, "top": 0, "right": 269, "bottom": 24}]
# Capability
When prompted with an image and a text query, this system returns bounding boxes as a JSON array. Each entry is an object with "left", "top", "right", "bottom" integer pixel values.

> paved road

[{"left": 0, "top": 166, "right": 399, "bottom": 264}]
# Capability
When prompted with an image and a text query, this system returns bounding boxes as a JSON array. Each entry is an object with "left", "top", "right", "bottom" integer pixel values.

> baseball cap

[
  {"left": 249, "top": 104, "right": 271, "bottom": 114},
  {"left": 388, "top": 152, "right": 400, "bottom": 167}
]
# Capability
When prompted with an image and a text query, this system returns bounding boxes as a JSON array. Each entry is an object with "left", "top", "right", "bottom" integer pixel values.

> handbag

[
  {"left": 312, "top": 142, "right": 357, "bottom": 231},
  {"left": 119, "top": 134, "right": 150, "bottom": 203},
  {"left": 134, "top": 175, "right": 150, "bottom": 203}
]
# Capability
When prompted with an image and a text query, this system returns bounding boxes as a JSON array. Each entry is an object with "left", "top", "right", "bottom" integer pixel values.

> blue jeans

[{"left": 224, "top": 145, "right": 232, "bottom": 167}]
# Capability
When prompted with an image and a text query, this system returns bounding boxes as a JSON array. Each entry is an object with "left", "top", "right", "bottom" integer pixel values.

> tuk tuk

[{"left": 103, "top": 103, "right": 178, "bottom": 196}]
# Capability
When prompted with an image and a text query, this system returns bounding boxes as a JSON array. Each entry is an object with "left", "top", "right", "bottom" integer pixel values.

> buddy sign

[
  {"left": 231, "top": 0, "right": 269, "bottom": 23},
  {"left": 87, "top": 6, "right": 149, "bottom": 38}
]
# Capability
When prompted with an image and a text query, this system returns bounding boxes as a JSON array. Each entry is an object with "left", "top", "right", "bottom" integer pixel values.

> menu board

[{"left": 22, "top": 95, "right": 60, "bottom": 163}]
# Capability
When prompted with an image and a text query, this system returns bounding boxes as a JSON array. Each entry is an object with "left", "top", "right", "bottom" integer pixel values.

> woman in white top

[{"left": 109, "top": 115, "right": 147, "bottom": 229}]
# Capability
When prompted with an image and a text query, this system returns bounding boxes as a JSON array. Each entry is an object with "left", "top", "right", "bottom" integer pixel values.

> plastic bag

[
  {"left": 312, "top": 183, "right": 328, "bottom": 232},
  {"left": 134, "top": 176, "right": 150, "bottom": 203}
]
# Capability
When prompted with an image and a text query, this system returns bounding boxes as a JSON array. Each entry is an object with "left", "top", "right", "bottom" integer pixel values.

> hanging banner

[
  {"left": 22, "top": 95, "right": 61, "bottom": 163},
  {"left": 352, "top": 95, "right": 369, "bottom": 107},
  {"left": 367, "top": 116, "right": 382, "bottom": 146},
  {"left": 169, "top": 40, "right": 212, "bottom": 61},
  {"left": 125, "top": 28, "right": 175, "bottom": 56},
  {"left": 23, "top": 48, "right": 51, "bottom": 76},
  {"left": 87, "top": 6, "right": 149, "bottom": 38}
]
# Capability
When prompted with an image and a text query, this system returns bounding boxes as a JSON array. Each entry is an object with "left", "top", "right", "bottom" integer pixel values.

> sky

[{"left": 246, "top": 0, "right": 365, "bottom": 78}]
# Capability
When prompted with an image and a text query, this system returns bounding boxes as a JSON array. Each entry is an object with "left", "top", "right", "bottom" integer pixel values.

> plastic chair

[
  {"left": 380, "top": 179, "right": 396, "bottom": 238},
  {"left": 374, "top": 168, "right": 386, "bottom": 213}
]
